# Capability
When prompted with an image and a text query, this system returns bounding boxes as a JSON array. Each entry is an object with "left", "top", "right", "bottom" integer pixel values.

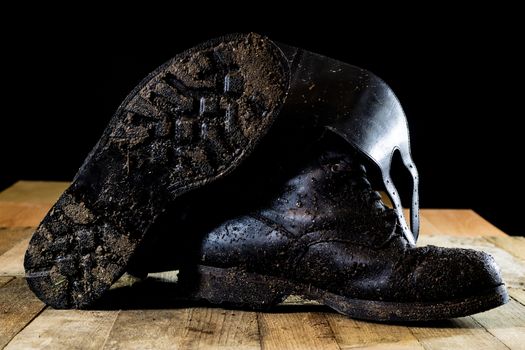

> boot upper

[{"left": 198, "top": 146, "right": 503, "bottom": 302}]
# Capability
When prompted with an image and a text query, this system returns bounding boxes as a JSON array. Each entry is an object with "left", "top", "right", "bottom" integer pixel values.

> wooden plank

[
  {"left": 6, "top": 309, "right": 118, "bottom": 350},
  {"left": 326, "top": 313, "right": 423, "bottom": 349},
  {"left": 0, "top": 181, "right": 68, "bottom": 228},
  {"left": 402, "top": 208, "right": 504, "bottom": 237},
  {"left": 103, "top": 308, "right": 260, "bottom": 349},
  {"left": 419, "top": 235, "right": 525, "bottom": 289},
  {"left": 0, "top": 276, "right": 14, "bottom": 288},
  {"left": 510, "top": 288, "right": 525, "bottom": 306},
  {"left": 0, "top": 202, "right": 51, "bottom": 228},
  {"left": 383, "top": 195, "right": 488, "bottom": 237},
  {"left": 176, "top": 308, "right": 259, "bottom": 349},
  {"left": 472, "top": 299, "right": 525, "bottom": 350},
  {"left": 418, "top": 214, "right": 444, "bottom": 236},
  {"left": 485, "top": 236, "right": 525, "bottom": 260},
  {"left": 409, "top": 316, "right": 508, "bottom": 350},
  {"left": 258, "top": 311, "right": 339, "bottom": 350},
  {"left": 0, "top": 227, "right": 33, "bottom": 255},
  {"left": 421, "top": 209, "right": 506, "bottom": 236},
  {"left": 400, "top": 208, "right": 443, "bottom": 236},
  {"left": 0, "top": 181, "right": 68, "bottom": 205},
  {"left": 0, "top": 237, "right": 29, "bottom": 277},
  {"left": 0, "top": 278, "right": 46, "bottom": 348},
  {"left": 103, "top": 310, "right": 186, "bottom": 350}
]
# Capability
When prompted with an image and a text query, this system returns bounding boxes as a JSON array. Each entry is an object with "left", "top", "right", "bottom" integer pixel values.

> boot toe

[{"left": 409, "top": 246, "right": 503, "bottom": 301}]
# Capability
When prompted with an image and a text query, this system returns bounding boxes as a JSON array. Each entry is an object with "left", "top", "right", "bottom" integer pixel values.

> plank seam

[
  {"left": 406, "top": 326, "right": 429, "bottom": 350},
  {"left": 481, "top": 236, "right": 525, "bottom": 262},
  {"left": 321, "top": 313, "right": 342, "bottom": 350},
  {"left": 0, "top": 276, "right": 16, "bottom": 288},
  {"left": 469, "top": 316, "right": 512, "bottom": 350},
  {"left": 5, "top": 305, "right": 47, "bottom": 348},
  {"left": 510, "top": 294, "right": 525, "bottom": 307},
  {"left": 99, "top": 310, "right": 121, "bottom": 349},
  {"left": 255, "top": 312, "right": 264, "bottom": 350}
]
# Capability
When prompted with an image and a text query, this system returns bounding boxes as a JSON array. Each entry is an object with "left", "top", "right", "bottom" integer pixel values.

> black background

[{"left": 1, "top": 11, "right": 523, "bottom": 235}]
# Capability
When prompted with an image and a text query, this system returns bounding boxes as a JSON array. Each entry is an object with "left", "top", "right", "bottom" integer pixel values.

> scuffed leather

[
  {"left": 294, "top": 242, "right": 502, "bottom": 302},
  {"left": 199, "top": 148, "right": 503, "bottom": 302}
]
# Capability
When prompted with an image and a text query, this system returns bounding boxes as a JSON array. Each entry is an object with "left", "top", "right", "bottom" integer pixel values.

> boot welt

[{"left": 180, "top": 265, "right": 509, "bottom": 322}]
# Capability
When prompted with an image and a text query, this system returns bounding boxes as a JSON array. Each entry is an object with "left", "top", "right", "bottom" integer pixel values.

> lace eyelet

[{"left": 331, "top": 164, "right": 342, "bottom": 173}]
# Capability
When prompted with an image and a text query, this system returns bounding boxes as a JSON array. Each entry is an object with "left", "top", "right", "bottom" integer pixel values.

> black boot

[
  {"left": 25, "top": 32, "right": 422, "bottom": 309},
  {"left": 24, "top": 33, "right": 291, "bottom": 308},
  {"left": 135, "top": 139, "right": 507, "bottom": 322}
]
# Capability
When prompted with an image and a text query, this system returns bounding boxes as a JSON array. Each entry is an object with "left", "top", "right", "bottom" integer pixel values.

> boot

[
  {"left": 25, "top": 32, "right": 421, "bottom": 309},
  {"left": 24, "top": 33, "right": 292, "bottom": 308},
  {"left": 132, "top": 138, "right": 508, "bottom": 322}
]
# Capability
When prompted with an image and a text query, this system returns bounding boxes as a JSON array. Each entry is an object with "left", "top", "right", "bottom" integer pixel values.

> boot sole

[
  {"left": 24, "top": 33, "right": 290, "bottom": 308},
  {"left": 181, "top": 265, "right": 509, "bottom": 322}
]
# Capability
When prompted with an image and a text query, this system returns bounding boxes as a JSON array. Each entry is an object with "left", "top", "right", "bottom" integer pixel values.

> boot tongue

[{"left": 258, "top": 148, "right": 408, "bottom": 249}]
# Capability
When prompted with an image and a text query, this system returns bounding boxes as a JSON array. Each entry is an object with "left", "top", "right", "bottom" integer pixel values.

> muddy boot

[
  {"left": 23, "top": 32, "right": 442, "bottom": 310},
  {"left": 24, "top": 33, "right": 293, "bottom": 308},
  {"left": 140, "top": 139, "right": 508, "bottom": 322}
]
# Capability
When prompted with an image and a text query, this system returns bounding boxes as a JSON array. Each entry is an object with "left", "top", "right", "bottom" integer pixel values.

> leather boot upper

[{"left": 198, "top": 145, "right": 503, "bottom": 302}]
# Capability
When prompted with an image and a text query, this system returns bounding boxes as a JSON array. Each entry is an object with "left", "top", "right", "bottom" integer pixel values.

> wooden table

[{"left": 1, "top": 181, "right": 524, "bottom": 349}]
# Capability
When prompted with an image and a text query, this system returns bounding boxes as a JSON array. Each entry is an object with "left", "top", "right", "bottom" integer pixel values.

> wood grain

[
  {"left": 326, "top": 313, "right": 424, "bottom": 349},
  {"left": 0, "top": 237, "right": 29, "bottom": 277},
  {"left": 418, "top": 215, "right": 443, "bottom": 237},
  {"left": 5, "top": 309, "right": 118, "bottom": 350},
  {"left": 0, "top": 181, "right": 68, "bottom": 205},
  {"left": 485, "top": 236, "right": 525, "bottom": 260},
  {"left": 472, "top": 299, "right": 525, "bottom": 350},
  {"left": 421, "top": 209, "right": 506, "bottom": 236},
  {"left": 0, "top": 278, "right": 46, "bottom": 348},
  {"left": 0, "top": 276, "right": 14, "bottom": 288},
  {"left": 0, "top": 202, "right": 52, "bottom": 228},
  {"left": 408, "top": 317, "right": 509, "bottom": 350},
  {"left": 176, "top": 308, "right": 260, "bottom": 349},
  {"left": 258, "top": 311, "right": 340, "bottom": 350},
  {"left": 0, "top": 181, "right": 67, "bottom": 228},
  {"left": 104, "top": 308, "right": 260, "bottom": 349},
  {"left": 510, "top": 288, "right": 525, "bottom": 306},
  {"left": 103, "top": 309, "right": 187, "bottom": 350},
  {"left": 0, "top": 227, "right": 32, "bottom": 255}
]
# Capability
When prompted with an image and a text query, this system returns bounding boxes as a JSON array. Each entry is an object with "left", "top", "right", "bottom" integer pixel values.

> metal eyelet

[{"left": 331, "top": 163, "right": 342, "bottom": 173}]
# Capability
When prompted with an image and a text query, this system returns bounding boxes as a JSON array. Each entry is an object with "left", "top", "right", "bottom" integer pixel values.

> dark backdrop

[{"left": 1, "top": 13, "right": 522, "bottom": 235}]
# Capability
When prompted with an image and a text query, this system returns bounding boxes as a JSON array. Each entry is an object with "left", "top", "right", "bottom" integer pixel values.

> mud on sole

[
  {"left": 24, "top": 33, "right": 290, "bottom": 309},
  {"left": 180, "top": 265, "right": 509, "bottom": 322}
]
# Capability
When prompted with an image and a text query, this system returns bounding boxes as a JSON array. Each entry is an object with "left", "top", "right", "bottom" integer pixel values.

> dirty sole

[
  {"left": 24, "top": 33, "right": 290, "bottom": 309},
  {"left": 180, "top": 265, "right": 509, "bottom": 322}
]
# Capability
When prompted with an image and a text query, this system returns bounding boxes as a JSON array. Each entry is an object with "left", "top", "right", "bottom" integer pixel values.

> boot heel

[{"left": 179, "top": 265, "right": 288, "bottom": 309}]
